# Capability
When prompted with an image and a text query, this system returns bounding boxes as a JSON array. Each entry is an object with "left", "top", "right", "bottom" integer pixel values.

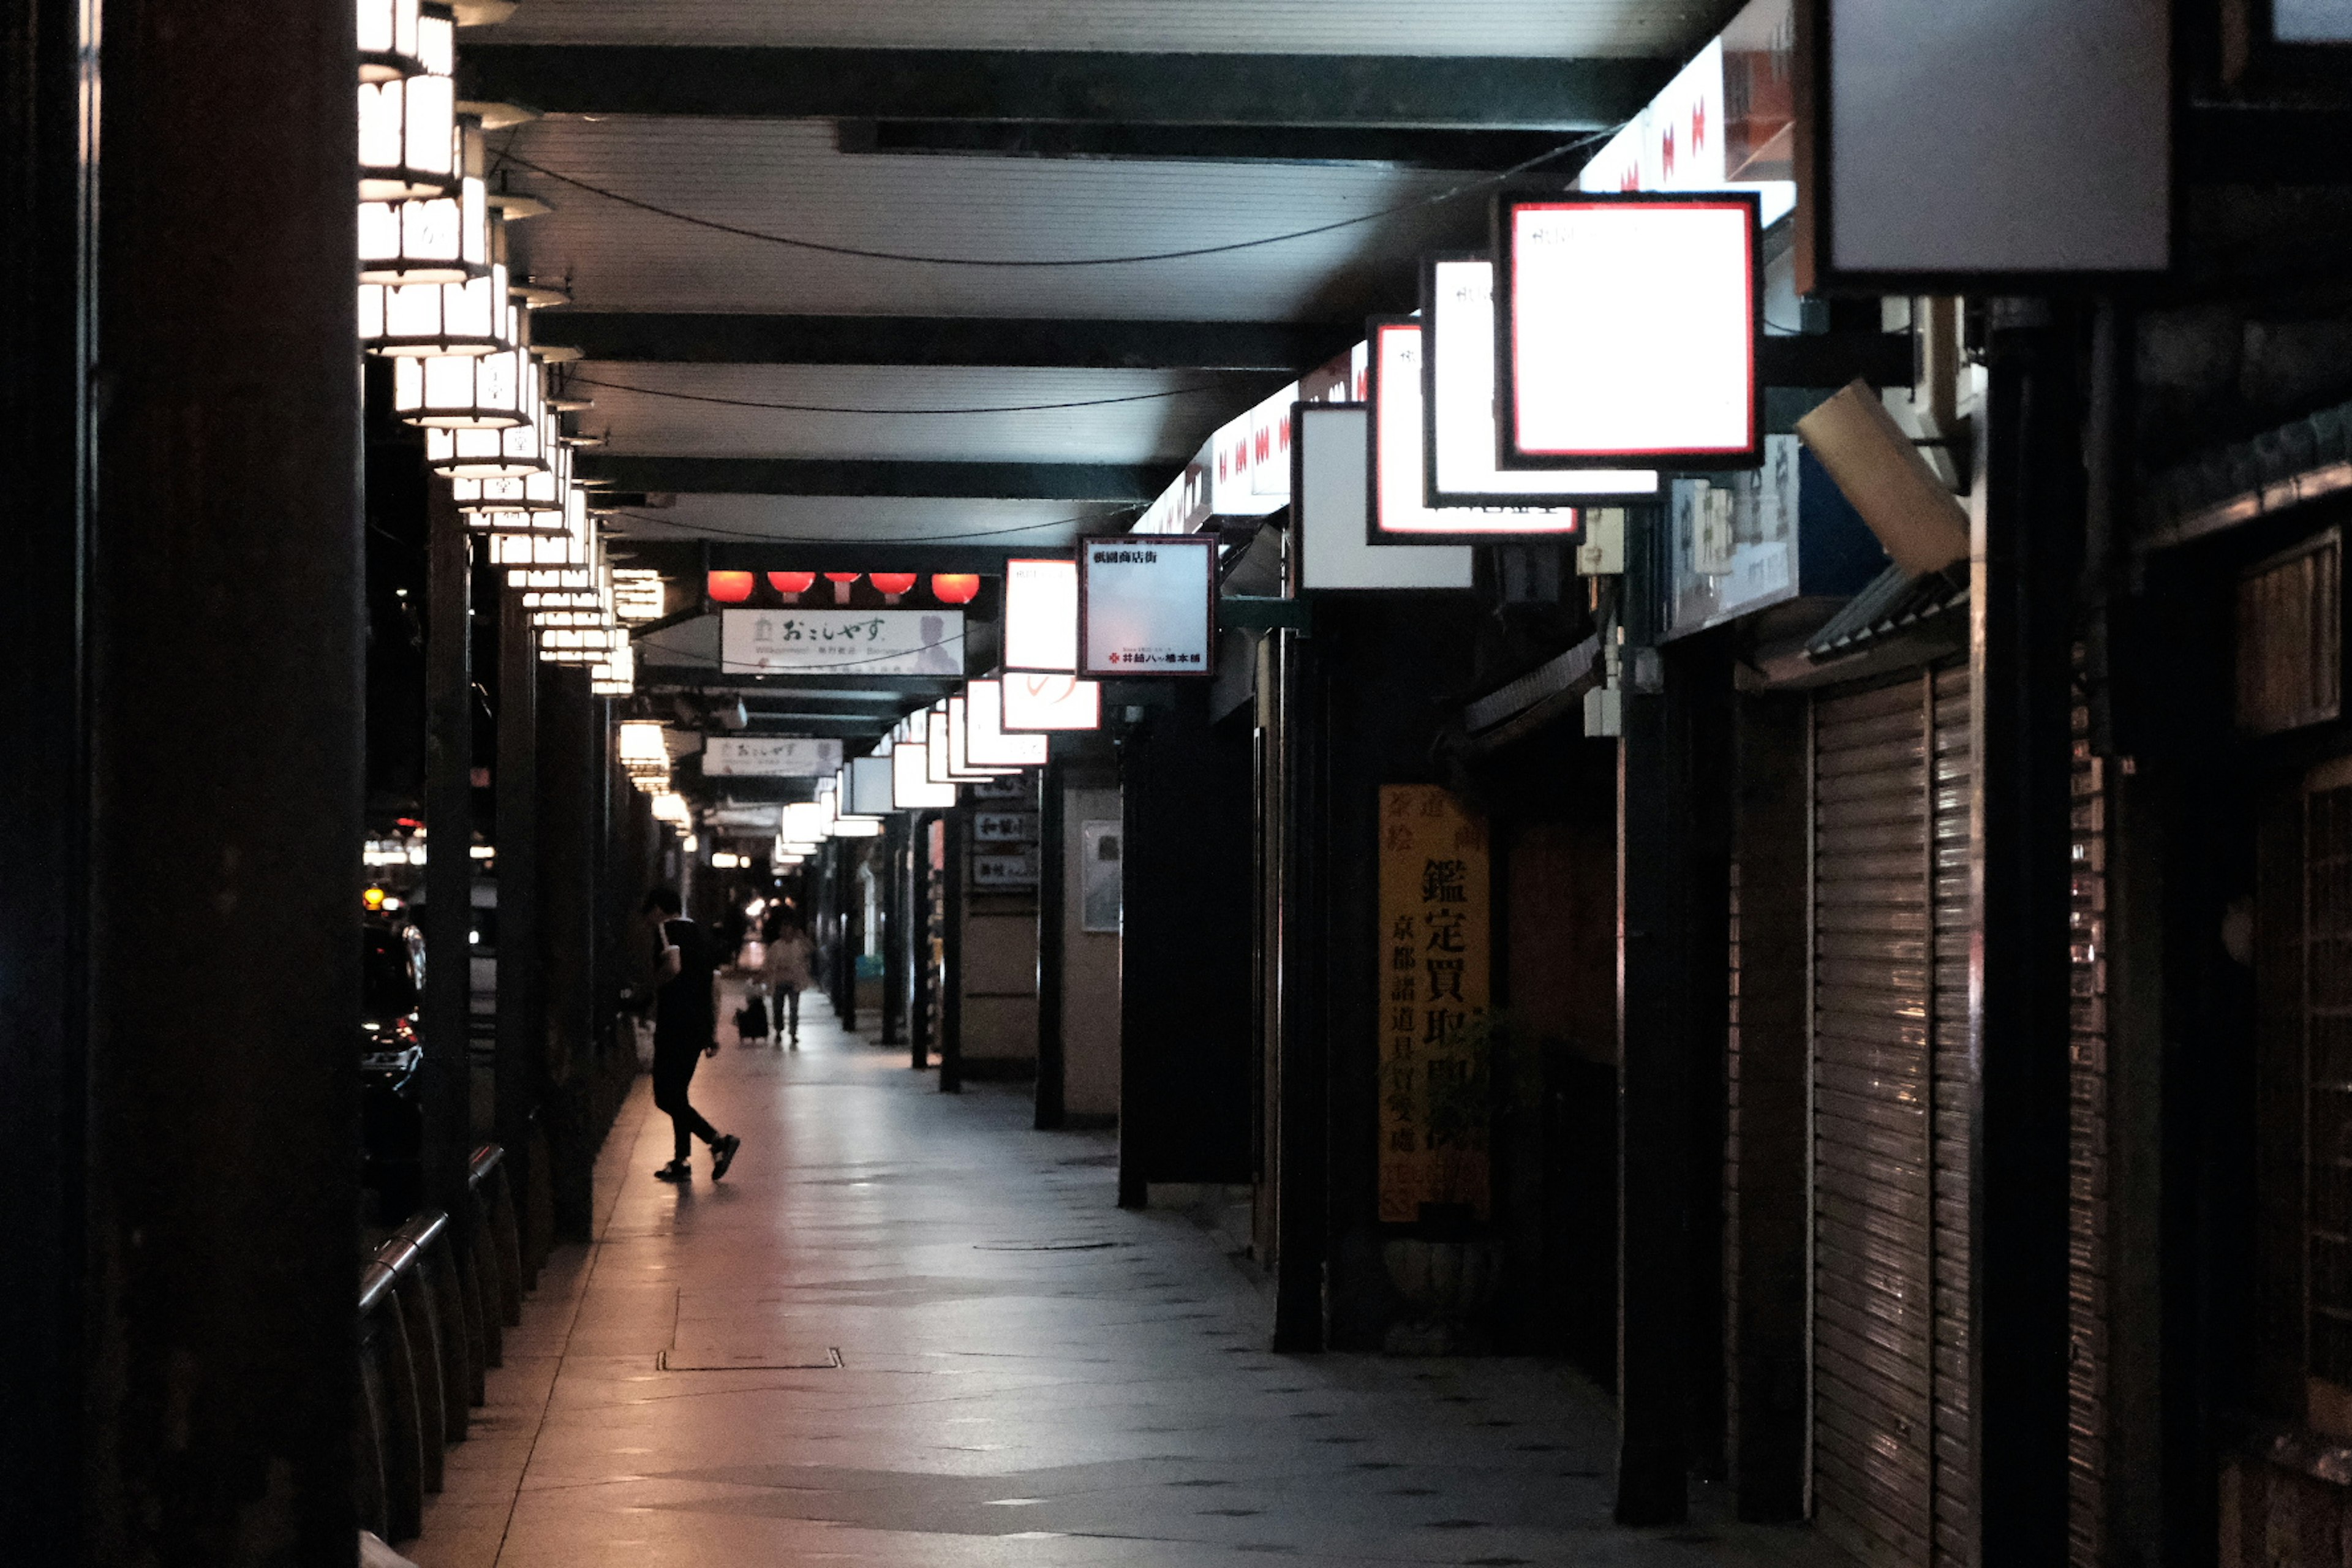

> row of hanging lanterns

[
  {"left": 703, "top": 570, "right": 981, "bottom": 606},
  {"left": 356, "top": 0, "right": 647, "bottom": 704}
]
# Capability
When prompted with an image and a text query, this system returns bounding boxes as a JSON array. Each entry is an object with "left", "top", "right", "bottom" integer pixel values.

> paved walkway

[{"left": 413, "top": 992, "right": 1836, "bottom": 1568}]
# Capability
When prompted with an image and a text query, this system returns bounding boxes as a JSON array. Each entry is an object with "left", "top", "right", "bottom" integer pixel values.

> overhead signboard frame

[
  {"left": 845, "top": 754, "right": 897, "bottom": 816},
  {"left": 1368, "top": 315, "right": 1582, "bottom": 546},
  {"left": 1077, "top": 535, "right": 1217, "bottom": 679},
  {"left": 891, "top": 741, "right": 957, "bottom": 809},
  {"left": 946, "top": 696, "right": 1020, "bottom": 778},
  {"left": 1292, "top": 402, "right": 1473, "bottom": 592},
  {"left": 963, "top": 679, "right": 1051, "bottom": 766},
  {"left": 700, "top": 736, "right": 845, "bottom": 777},
  {"left": 1419, "top": 254, "right": 1659, "bottom": 511},
  {"left": 1000, "top": 672, "right": 1102, "bottom": 733},
  {"left": 1001, "top": 557, "right": 1079, "bottom": 673},
  {"left": 1494, "top": 187, "right": 1763, "bottom": 472}
]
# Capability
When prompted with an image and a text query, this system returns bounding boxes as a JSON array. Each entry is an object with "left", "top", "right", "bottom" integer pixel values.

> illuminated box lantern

[{"left": 357, "top": 1, "right": 456, "bottom": 201}]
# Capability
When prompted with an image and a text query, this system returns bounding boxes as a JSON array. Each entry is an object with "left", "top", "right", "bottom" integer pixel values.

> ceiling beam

[
  {"left": 536, "top": 313, "right": 1347, "bottom": 372},
  {"left": 459, "top": 47, "right": 1668, "bottom": 130},
  {"left": 582, "top": 455, "right": 1168, "bottom": 502},
  {"left": 837, "top": 119, "right": 1574, "bottom": 170}
]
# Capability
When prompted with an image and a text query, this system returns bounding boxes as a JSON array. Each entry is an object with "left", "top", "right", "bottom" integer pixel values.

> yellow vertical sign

[{"left": 1376, "top": 784, "right": 1491, "bottom": 1225}]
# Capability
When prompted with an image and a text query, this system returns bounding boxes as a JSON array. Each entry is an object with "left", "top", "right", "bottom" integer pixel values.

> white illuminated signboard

[
  {"left": 926, "top": 709, "right": 957, "bottom": 786},
  {"left": 1423, "top": 257, "right": 1657, "bottom": 508},
  {"left": 845, "top": 755, "right": 896, "bottom": 816},
  {"left": 720, "top": 609, "right": 965, "bottom": 676},
  {"left": 891, "top": 741, "right": 956, "bottom": 809},
  {"left": 964, "top": 680, "right": 1050, "bottom": 766},
  {"left": 701, "top": 737, "right": 844, "bottom": 777},
  {"left": 1001, "top": 673, "right": 1102, "bottom": 733},
  {"left": 1002, "top": 557, "right": 1078, "bottom": 673},
  {"left": 1500, "top": 192, "right": 1760, "bottom": 470},
  {"left": 947, "top": 696, "right": 1018, "bottom": 778},
  {"left": 1079, "top": 535, "right": 1216, "bottom": 678},
  {"left": 1293, "top": 403, "right": 1472, "bottom": 592},
  {"left": 1370, "top": 318, "right": 1581, "bottom": 545}
]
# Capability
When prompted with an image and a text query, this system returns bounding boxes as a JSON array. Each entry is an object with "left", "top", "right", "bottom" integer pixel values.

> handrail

[
  {"left": 467, "top": 1144, "right": 504, "bottom": 1190},
  {"left": 359, "top": 1207, "right": 448, "bottom": 1316}
]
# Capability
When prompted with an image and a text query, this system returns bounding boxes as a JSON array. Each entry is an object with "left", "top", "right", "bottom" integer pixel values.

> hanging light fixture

[
  {"left": 707, "top": 571, "right": 755, "bottom": 605},
  {"left": 487, "top": 486, "right": 587, "bottom": 567},
  {"left": 356, "top": 127, "right": 486, "bottom": 288},
  {"left": 590, "top": 642, "right": 636, "bottom": 697},
  {"left": 398, "top": 342, "right": 529, "bottom": 429},
  {"left": 454, "top": 442, "right": 574, "bottom": 532},
  {"left": 617, "top": 720, "right": 670, "bottom": 778},
  {"left": 358, "top": 1, "right": 457, "bottom": 201},
  {"left": 361, "top": 262, "right": 515, "bottom": 356},
  {"left": 931, "top": 573, "right": 981, "bottom": 605},
  {"left": 358, "top": 0, "right": 426, "bottom": 83},
  {"left": 540, "top": 626, "right": 625, "bottom": 664},
  {"left": 650, "top": 791, "right": 690, "bottom": 826},
  {"left": 611, "top": 568, "right": 665, "bottom": 622},
  {"left": 870, "top": 571, "right": 918, "bottom": 602},
  {"left": 824, "top": 571, "right": 861, "bottom": 605},
  {"left": 765, "top": 570, "right": 815, "bottom": 601}
]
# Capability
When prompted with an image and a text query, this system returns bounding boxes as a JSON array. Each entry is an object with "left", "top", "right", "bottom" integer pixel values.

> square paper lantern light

[{"left": 1496, "top": 190, "right": 1761, "bottom": 470}]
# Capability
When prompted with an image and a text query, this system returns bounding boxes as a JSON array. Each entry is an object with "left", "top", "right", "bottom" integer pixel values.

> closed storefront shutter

[{"left": 1811, "top": 667, "right": 1975, "bottom": 1568}]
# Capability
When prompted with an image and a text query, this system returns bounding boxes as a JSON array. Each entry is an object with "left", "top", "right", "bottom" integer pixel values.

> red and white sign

[
  {"left": 963, "top": 679, "right": 1051, "bottom": 766},
  {"left": 1000, "top": 673, "right": 1102, "bottom": 732},
  {"left": 1502, "top": 195, "right": 1760, "bottom": 468},
  {"left": 1373, "top": 321, "right": 1579, "bottom": 541}
]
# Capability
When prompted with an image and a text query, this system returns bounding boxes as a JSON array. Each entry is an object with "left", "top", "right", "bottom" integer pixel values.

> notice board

[{"left": 1376, "top": 785, "right": 1492, "bottom": 1225}]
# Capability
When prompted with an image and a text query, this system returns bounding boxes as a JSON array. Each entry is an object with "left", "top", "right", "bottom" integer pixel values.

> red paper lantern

[
  {"left": 870, "top": 571, "right": 918, "bottom": 602},
  {"left": 824, "top": 571, "right": 861, "bottom": 605},
  {"left": 766, "top": 570, "right": 815, "bottom": 598},
  {"left": 706, "top": 570, "right": 755, "bottom": 604},
  {"left": 930, "top": 573, "right": 981, "bottom": 605}
]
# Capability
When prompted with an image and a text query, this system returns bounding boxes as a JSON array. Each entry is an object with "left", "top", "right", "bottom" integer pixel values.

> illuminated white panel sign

[
  {"left": 1501, "top": 194, "right": 1760, "bottom": 469},
  {"left": 1372, "top": 321, "right": 1578, "bottom": 543},
  {"left": 964, "top": 680, "right": 1051, "bottom": 766},
  {"left": 1000, "top": 673, "right": 1102, "bottom": 733},
  {"left": 947, "top": 698, "right": 1019, "bottom": 778},
  {"left": 845, "top": 755, "right": 897, "bottom": 816},
  {"left": 1079, "top": 536, "right": 1216, "bottom": 677},
  {"left": 926, "top": 709, "right": 957, "bottom": 786},
  {"left": 891, "top": 741, "right": 956, "bottom": 809},
  {"left": 720, "top": 609, "right": 965, "bottom": 676},
  {"left": 1207, "top": 382, "right": 1300, "bottom": 516},
  {"left": 1002, "top": 557, "right": 1079, "bottom": 672},
  {"left": 1427, "top": 258, "right": 1655, "bottom": 506},
  {"left": 701, "top": 737, "right": 843, "bottom": 777},
  {"left": 2277, "top": 0, "right": 2352, "bottom": 39},
  {"left": 1294, "top": 403, "right": 1471, "bottom": 591}
]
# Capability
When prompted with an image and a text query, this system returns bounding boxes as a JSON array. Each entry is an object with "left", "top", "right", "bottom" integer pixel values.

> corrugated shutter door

[{"left": 1811, "top": 668, "right": 1975, "bottom": 1568}]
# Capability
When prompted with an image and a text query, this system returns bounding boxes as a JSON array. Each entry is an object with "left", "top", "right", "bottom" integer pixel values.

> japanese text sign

[
  {"left": 720, "top": 609, "right": 965, "bottom": 676},
  {"left": 1079, "top": 535, "right": 1215, "bottom": 678}
]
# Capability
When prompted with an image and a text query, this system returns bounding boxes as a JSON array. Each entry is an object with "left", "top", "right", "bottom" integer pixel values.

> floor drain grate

[{"left": 657, "top": 1346, "right": 843, "bottom": 1371}]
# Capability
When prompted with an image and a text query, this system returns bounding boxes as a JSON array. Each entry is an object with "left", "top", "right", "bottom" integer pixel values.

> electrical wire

[
  {"left": 488, "top": 127, "right": 1619, "bottom": 270},
  {"left": 562, "top": 372, "right": 1244, "bottom": 417}
]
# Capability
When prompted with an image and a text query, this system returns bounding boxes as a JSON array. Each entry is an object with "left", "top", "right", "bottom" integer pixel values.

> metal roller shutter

[
  {"left": 2067, "top": 674, "right": 2110, "bottom": 1568},
  {"left": 1811, "top": 668, "right": 1975, "bottom": 1568}
]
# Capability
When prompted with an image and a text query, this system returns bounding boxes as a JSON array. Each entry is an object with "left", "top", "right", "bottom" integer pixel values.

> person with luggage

[
  {"left": 763, "top": 913, "right": 816, "bottom": 1048},
  {"left": 640, "top": 888, "right": 741, "bottom": 1183}
]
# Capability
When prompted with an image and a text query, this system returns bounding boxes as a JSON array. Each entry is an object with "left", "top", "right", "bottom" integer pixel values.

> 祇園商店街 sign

[{"left": 1375, "top": 784, "right": 1493, "bottom": 1225}]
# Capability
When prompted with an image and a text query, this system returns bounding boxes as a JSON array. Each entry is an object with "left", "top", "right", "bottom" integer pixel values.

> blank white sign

[
  {"left": 1374, "top": 320, "right": 1580, "bottom": 541},
  {"left": 1080, "top": 537, "right": 1215, "bottom": 677},
  {"left": 1427, "top": 258, "right": 1656, "bottom": 503},
  {"left": 1506, "top": 195, "right": 1758, "bottom": 466},
  {"left": 891, "top": 742, "right": 956, "bottom": 809},
  {"left": 1294, "top": 403, "right": 1472, "bottom": 592},
  {"left": 1002, "top": 557, "right": 1078, "bottom": 673}
]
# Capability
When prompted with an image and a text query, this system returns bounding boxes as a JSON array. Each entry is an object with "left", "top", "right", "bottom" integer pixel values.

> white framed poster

[
  {"left": 1421, "top": 255, "right": 1657, "bottom": 508},
  {"left": 1001, "top": 673, "right": 1102, "bottom": 733},
  {"left": 1370, "top": 317, "right": 1582, "bottom": 545},
  {"left": 1002, "top": 557, "right": 1079, "bottom": 673},
  {"left": 1080, "top": 819, "right": 1123, "bottom": 933},
  {"left": 720, "top": 609, "right": 965, "bottom": 676},
  {"left": 1078, "top": 535, "right": 1216, "bottom": 678},
  {"left": 701, "top": 737, "right": 844, "bottom": 777},
  {"left": 1498, "top": 190, "right": 1761, "bottom": 470}
]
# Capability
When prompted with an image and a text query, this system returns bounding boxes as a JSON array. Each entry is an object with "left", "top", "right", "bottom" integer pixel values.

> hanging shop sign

[
  {"left": 947, "top": 697, "right": 1020, "bottom": 778},
  {"left": 845, "top": 755, "right": 897, "bottom": 816},
  {"left": 1293, "top": 404, "right": 1472, "bottom": 591},
  {"left": 1375, "top": 785, "right": 1492, "bottom": 1226},
  {"left": 1576, "top": 24, "right": 1797, "bottom": 225},
  {"left": 1000, "top": 672, "right": 1102, "bottom": 733},
  {"left": 720, "top": 609, "right": 965, "bottom": 677},
  {"left": 1079, "top": 535, "right": 1216, "bottom": 677},
  {"left": 974, "top": 810, "right": 1039, "bottom": 843},
  {"left": 1080, "top": 819, "right": 1124, "bottom": 933},
  {"left": 891, "top": 742, "right": 957, "bottom": 809},
  {"left": 1369, "top": 318, "right": 1581, "bottom": 545},
  {"left": 1002, "top": 558, "right": 1079, "bottom": 673},
  {"left": 1497, "top": 190, "right": 1762, "bottom": 470},
  {"left": 1659, "top": 434, "right": 1882, "bottom": 640},
  {"left": 972, "top": 850, "right": 1040, "bottom": 891},
  {"left": 963, "top": 679, "right": 1052, "bottom": 766},
  {"left": 1421, "top": 257, "right": 1657, "bottom": 509},
  {"left": 1794, "top": 0, "right": 2165, "bottom": 290},
  {"left": 701, "top": 737, "right": 843, "bottom": 777}
]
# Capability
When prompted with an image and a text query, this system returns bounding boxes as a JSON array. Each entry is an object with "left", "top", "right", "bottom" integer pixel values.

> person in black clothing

[{"left": 640, "top": 888, "right": 741, "bottom": 1183}]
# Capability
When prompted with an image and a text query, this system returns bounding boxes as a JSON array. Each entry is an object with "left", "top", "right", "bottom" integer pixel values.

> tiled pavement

[{"left": 411, "top": 992, "right": 1840, "bottom": 1568}]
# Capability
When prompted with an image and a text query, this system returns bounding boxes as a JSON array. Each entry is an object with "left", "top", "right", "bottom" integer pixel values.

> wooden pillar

[
  {"left": 1968, "top": 300, "right": 2082, "bottom": 1567},
  {"left": 536, "top": 664, "right": 597, "bottom": 1242},
  {"left": 494, "top": 593, "right": 543, "bottom": 1250},
  {"left": 941, "top": 812, "right": 966, "bottom": 1093},
  {"left": 910, "top": 814, "right": 933, "bottom": 1072},
  {"left": 1272, "top": 630, "right": 1331, "bottom": 1351},
  {"left": 881, "top": 813, "right": 908, "bottom": 1045}
]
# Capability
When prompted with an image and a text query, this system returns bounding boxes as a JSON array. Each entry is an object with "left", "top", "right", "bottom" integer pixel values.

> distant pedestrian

[
  {"left": 763, "top": 914, "right": 815, "bottom": 1048},
  {"left": 641, "top": 888, "right": 740, "bottom": 1182}
]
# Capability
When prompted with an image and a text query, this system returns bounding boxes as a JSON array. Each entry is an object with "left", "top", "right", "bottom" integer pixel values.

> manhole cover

[
  {"left": 973, "top": 1240, "right": 1122, "bottom": 1253},
  {"left": 658, "top": 1346, "right": 843, "bottom": 1371}
]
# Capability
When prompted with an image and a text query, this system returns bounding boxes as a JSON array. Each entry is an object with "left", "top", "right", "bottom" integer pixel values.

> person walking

[
  {"left": 763, "top": 913, "right": 815, "bottom": 1048},
  {"left": 641, "top": 888, "right": 741, "bottom": 1182}
]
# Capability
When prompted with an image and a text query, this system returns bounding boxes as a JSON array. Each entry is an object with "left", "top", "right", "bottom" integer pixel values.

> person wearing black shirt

[{"left": 641, "top": 888, "right": 741, "bottom": 1182}]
